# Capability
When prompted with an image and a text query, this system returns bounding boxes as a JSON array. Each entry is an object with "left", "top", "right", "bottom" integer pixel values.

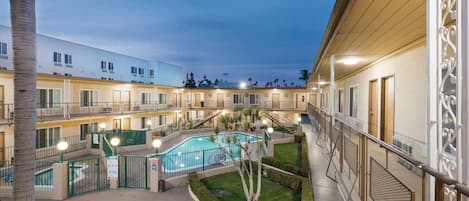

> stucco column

[
  {"left": 317, "top": 75, "right": 321, "bottom": 109},
  {"left": 52, "top": 162, "right": 68, "bottom": 200},
  {"left": 330, "top": 55, "right": 335, "bottom": 124},
  {"left": 149, "top": 157, "right": 163, "bottom": 192}
]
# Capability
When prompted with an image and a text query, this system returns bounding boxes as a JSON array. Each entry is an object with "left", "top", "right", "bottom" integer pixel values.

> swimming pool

[{"left": 161, "top": 132, "right": 261, "bottom": 172}]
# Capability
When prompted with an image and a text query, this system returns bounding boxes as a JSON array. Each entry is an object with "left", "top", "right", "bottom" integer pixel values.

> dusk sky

[{"left": 0, "top": 0, "right": 334, "bottom": 86}]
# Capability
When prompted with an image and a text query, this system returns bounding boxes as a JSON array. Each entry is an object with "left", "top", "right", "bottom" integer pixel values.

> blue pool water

[
  {"left": 162, "top": 133, "right": 260, "bottom": 171},
  {"left": 35, "top": 169, "right": 53, "bottom": 186}
]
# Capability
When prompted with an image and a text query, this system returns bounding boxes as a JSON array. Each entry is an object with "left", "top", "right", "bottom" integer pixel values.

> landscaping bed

[{"left": 202, "top": 172, "right": 300, "bottom": 201}]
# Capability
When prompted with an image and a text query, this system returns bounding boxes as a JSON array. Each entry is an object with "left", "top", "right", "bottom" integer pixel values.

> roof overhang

[{"left": 308, "top": 0, "right": 426, "bottom": 88}]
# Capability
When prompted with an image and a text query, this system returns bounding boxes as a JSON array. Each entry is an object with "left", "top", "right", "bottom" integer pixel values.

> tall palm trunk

[{"left": 10, "top": 0, "right": 37, "bottom": 200}]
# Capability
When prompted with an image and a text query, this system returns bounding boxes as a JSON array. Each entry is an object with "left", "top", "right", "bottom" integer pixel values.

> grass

[
  {"left": 274, "top": 142, "right": 301, "bottom": 167},
  {"left": 202, "top": 172, "right": 300, "bottom": 201}
]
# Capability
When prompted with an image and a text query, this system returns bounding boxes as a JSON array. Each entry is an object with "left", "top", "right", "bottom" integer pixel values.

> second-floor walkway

[{"left": 301, "top": 118, "right": 343, "bottom": 201}]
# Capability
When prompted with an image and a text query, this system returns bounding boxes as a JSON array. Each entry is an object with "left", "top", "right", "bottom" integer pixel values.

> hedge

[
  {"left": 301, "top": 136, "right": 310, "bottom": 173},
  {"left": 301, "top": 179, "right": 314, "bottom": 201},
  {"left": 262, "top": 156, "right": 309, "bottom": 178},
  {"left": 266, "top": 167, "right": 303, "bottom": 192},
  {"left": 188, "top": 172, "right": 220, "bottom": 201}
]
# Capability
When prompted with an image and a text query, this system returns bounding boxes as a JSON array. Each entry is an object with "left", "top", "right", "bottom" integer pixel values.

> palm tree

[
  {"left": 10, "top": 0, "right": 37, "bottom": 200},
  {"left": 299, "top": 69, "right": 309, "bottom": 87}
]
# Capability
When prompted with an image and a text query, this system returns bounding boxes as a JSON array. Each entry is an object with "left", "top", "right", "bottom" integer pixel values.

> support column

[
  {"left": 317, "top": 75, "right": 321, "bottom": 109},
  {"left": 63, "top": 80, "right": 71, "bottom": 119},
  {"left": 150, "top": 157, "right": 163, "bottom": 192},
  {"left": 52, "top": 162, "right": 68, "bottom": 200},
  {"left": 426, "top": 1, "right": 439, "bottom": 201},
  {"left": 330, "top": 55, "right": 335, "bottom": 122},
  {"left": 459, "top": 0, "right": 469, "bottom": 187}
]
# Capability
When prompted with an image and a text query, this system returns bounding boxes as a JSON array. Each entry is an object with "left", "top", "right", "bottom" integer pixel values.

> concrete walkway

[
  {"left": 62, "top": 187, "right": 192, "bottom": 201},
  {"left": 301, "top": 117, "right": 343, "bottom": 201}
]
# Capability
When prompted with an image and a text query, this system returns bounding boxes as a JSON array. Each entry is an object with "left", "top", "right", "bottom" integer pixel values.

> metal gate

[
  {"left": 68, "top": 157, "right": 109, "bottom": 197},
  {"left": 119, "top": 155, "right": 149, "bottom": 189}
]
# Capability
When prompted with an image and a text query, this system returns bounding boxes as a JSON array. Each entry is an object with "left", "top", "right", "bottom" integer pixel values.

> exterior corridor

[{"left": 302, "top": 119, "right": 343, "bottom": 201}]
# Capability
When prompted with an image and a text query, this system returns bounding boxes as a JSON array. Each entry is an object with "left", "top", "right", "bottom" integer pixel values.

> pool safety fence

[
  {"left": 119, "top": 155, "right": 149, "bottom": 189},
  {"left": 160, "top": 147, "right": 235, "bottom": 179},
  {"left": 0, "top": 159, "right": 56, "bottom": 189},
  {"left": 68, "top": 157, "right": 109, "bottom": 197}
]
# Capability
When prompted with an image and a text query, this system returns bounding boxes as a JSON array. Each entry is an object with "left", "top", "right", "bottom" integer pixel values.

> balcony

[
  {"left": 0, "top": 102, "right": 182, "bottom": 124},
  {"left": 184, "top": 100, "right": 307, "bottom": 111},
  {"left": 305, "top": 103, "right": 469, "bottom": 201}
]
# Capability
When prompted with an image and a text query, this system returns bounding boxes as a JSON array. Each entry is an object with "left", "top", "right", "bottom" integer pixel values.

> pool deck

[{"left": 36, "top": 187, "right": 192, "bottom": 201}]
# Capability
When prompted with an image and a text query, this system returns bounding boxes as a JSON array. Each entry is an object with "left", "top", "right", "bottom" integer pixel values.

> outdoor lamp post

[
  {"left": 110, "top": 137, "right": 120, "bottom": 156},
  {"left": 297, "top": 117, "right": 302, "bottom": 125},
  {"left": 267, "top": 127, "right": 274, "bottom": 134},
  {"left": 147, "top": 119, "right": 152, "bottom": 130},
  {"left": 100, "top": 122, "right": 106, "bottom": 131},
  {"left": 56, "top": 141, "right": 69, "bottom": 162},
  {"left": 262, "top": 119, "right": 268, "bottom": 125},
  {"left": 152, "top": 139, "right": 162, "bottom": 153}
]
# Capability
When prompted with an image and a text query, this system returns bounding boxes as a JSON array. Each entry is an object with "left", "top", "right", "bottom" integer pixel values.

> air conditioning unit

[{"left": 102, "top": 107, "right": 112, "bottom": 113}]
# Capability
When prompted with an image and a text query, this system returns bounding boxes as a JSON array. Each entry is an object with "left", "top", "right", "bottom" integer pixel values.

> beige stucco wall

[{"left": 319, "top": 44, "right": 426, "bottom": 161}]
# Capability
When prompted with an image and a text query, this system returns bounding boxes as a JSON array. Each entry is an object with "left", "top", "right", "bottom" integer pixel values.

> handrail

[{"left": 306, "top": 103, "right": 469, "bottom": 197}]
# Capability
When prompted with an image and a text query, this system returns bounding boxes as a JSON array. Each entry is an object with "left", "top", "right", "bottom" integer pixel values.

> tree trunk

[{"left": 10, "top": 0, "right": 37, "bottom": 200}]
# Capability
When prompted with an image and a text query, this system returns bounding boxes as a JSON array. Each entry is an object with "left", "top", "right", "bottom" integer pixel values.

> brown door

[
  {"left": 217, "top": 93, "right": 224, "bottom": 108},
  {"left": 380, "top": 76, "right": 395, "bottom": 144},
  {"left": 123, "top": 91, "right": 131, "bottom": 111},
  {"left": 194, "top": 94, "right": 201, "bottom": 107},
  {"left": 173, "top": 93, "right": 179, "bottom": 107},
  {"left": 123, "top": 118, "right": 131, "bottom": 130},
  {"left": 368, "top": 80, "right": 378, "bottom": 137},
  {"left": 113, "top": 119, "right": 121, "bottom": 130},
  {"left": 0, "top": 132, "right": 4, "bottom": 162},
  {"left": 272, "top": 93, "right": 280, "bottom": 109},
  {"left": 0, "top": 86, "right": 4, "bottom": 120},
  {"left": 112, "top": 90, "right": 120, "bottom": 112}
]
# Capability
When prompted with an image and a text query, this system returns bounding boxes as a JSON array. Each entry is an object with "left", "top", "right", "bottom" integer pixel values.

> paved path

[
  {"left": 63, "top": 187, "right": 192, "bottom": 201},
  {"left": 301, "top": 117, "right": 344, "bottom": 201}
]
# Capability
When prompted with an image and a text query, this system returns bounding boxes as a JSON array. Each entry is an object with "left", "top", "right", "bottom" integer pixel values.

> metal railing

[
  {"left": 306, "top": 103, "right": 469, "bottom": 201},
  {"left": 3, "top": 135, "right": 86, "bottom": 161},
  {"left": 158, "top": 147, "right": 235, "bottom": 179},
  {"left": 0, "top": 160, "right": 56, "bottom": 189},
  {"left": 182, "top": 100, "right": 307, "bottom": 111},
  {"left": 1, "top": 101, "right": 183, "bottom": 123}
]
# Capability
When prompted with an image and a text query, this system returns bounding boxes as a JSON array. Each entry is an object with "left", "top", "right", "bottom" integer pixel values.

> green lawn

[
  {"left": 274, "top": 142, "right": 301, "bottom": 167},
  {"left": 202, "top": 172, "right": 300, "bottom": 201}
]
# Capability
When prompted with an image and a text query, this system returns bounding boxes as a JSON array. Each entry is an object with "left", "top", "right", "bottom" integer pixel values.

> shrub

[
  {"left": 188, "top": 172, "right": 219, "bottom": 201},
  {"left": 262, "top": 156, "right": 281, "bottom": 168},
  {"left": 301, "top": 137, "right": 310, "bottom": 174},
  {"left": 301, "top": 179, "right": 314, "bottom": 201},
  {"left": 294, "top": 135, "right": 303, "bottom": 143},
  {"left": 266, "top": 168, "right": 303, "bottom": 192}
]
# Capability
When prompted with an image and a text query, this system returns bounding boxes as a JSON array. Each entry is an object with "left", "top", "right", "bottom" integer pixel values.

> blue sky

[{"left": 0, "top": 0, "right": 334, "bottom": 86}]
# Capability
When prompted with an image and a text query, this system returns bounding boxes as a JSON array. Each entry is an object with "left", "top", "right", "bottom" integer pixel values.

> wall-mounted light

[{"left": 341, "top": 57, "right": 361, "bottom": 65}]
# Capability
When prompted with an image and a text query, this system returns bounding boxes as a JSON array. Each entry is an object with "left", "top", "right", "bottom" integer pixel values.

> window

[
  {"left": 233, "top": 94, "right": 243, "bottom": 104},
  {"left": 249, "top": 94, "right": 260, "bottom": 105},
  {"left": 149, "top": 69, "right": 155, "bottom": 77},
  {"left": 101, "top": 61, "right": 107, "bottom": 72},
  {"left": 36, "top": 88, "right": 61, "bottom": 108},
  {"left": 141, "top": 117, "right": 151, "bottom": 129},
  {"left": 108, "top": 62, "right": 114, "bottom": 73},
  {"left": 138, "top": 68, "right": 144, "bottom": 76},
  {"left": 53, "top": 52, "right": 61, "bottom": 64},
  {"left": 0, "top": 42, "right": 7, "bottom": 56},
  {"left": 349, "top": 86, "right": 358, "bottom": 117},
  {"left": 338, "top": 89, "right": 344, "bottom": 113},
  {"left": 131, "top": 66, "right": 137, "bottom": 75},
  {"left": 141, "top": 92, "right": 151, "bottom": 105},
  {"left": 159, "top": 115, "right": 166, "bottom": 126},
  {"left": 36, "top": 127, "right": 60, "bottom": 149},
  {"left": 64, "top": 54, "right": 72, "bottom": 65},
  {"left": 80, "top": 123, "right": 98, "bottom": 141},
  {"left": 80, "top": 90, "right": 98, "bottom": 107},
  {"left": 159, "top": 93, "right": 166, "bottom": 104}
]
